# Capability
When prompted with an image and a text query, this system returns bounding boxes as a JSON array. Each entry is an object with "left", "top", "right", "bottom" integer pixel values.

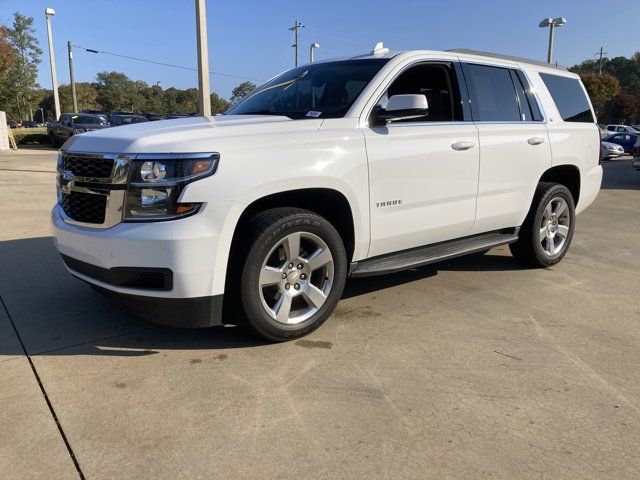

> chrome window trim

[{"left": 57, "top": 151, "right": 219, "bottom": 229}]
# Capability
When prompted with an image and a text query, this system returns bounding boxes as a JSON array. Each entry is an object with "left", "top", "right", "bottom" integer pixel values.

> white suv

[{"left": 52, "top": 46, "right": 602, "bottom": 340}]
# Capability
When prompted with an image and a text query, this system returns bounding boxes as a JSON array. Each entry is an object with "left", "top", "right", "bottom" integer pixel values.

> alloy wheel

[{"left": 258, "top": 232, "right": 334, "bottom": 324}]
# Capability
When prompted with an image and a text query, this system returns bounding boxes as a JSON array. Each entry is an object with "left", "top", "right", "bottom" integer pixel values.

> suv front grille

[
  {"left": 62, "top": 154, "right": 114, "bottom": 178},
  {"left": 62, "top": 191, "right": 107, "bottom": 224}
]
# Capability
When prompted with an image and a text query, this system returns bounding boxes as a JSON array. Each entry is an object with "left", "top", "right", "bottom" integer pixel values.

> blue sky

[{"left": 1, "top": 0, "right": 638, "bottom": 99}]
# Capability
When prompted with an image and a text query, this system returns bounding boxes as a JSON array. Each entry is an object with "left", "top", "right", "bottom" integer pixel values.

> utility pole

[
  {"left": 594, "top": 47, "right": 607, "bottom": 75},
  {"left": 45, "top": 8, "right": 61, "bottom": 121},
  {"left": 195, "top": 0, "right": 212, "bottom": 116},
  {"left": 68, "top": 41, "right": 78, "bottom": 112},
  {"left": 289, "top": 20, "right": 305, "bottom": 67}
]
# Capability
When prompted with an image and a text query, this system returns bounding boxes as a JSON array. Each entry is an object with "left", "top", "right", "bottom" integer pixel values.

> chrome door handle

[
  {"left": 451, "top": 141, "right": 475, "bottom": 151},
  {"left": 527, "top": 137, "right": 545, "bottom": 145}
]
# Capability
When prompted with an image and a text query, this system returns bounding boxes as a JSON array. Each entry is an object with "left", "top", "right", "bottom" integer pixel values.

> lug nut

[
  {"left": 300, "top": 274, "right": 306, "bottom": 280},
  {"left": 282, "top": 272, "right": 287, "bottom": 279},
  {"left": 294, "top": 283, "right": 300, "bottom": 290},
  {"left": 297, "top": 263, "right": 303, "bottom": 269},
  {"left": 285, "top": 283, "right": 290, "bottom": 290},
  {"left": 288, "top": 263, "right": 294, "bottom": 269}
]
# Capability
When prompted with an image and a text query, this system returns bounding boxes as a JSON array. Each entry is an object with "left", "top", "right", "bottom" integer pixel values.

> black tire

[
  {"left": 510, "top": 182, "right": 575, "bottom": 267},
  {"left": 238, "top": 207, "right": 347, "bottom": 341}
]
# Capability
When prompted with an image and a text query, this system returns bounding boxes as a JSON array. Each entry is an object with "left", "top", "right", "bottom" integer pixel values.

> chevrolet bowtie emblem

[{"left": 59, "top": 171, "right": 75, "bottom": 194}]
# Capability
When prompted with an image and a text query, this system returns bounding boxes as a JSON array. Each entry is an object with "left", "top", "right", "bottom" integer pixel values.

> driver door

[{"left": 362, "top": 61, "right": 479, "bottom": 257}]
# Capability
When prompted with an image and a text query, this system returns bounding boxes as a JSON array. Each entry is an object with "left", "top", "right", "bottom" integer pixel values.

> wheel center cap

[{"left": 287, "top": 270, "right": 301, "bottom": 283}]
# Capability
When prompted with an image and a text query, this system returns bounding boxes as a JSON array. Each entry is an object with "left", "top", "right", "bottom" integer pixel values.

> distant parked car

[
  {"left": 601, "top": 141, "right": 625, "bottom": 159},
  {"left": 110, "top": 114, "right": 149, "bottom": 127},
  {"left": 603, "top": 133, "right": 638, "bottom": 153},
  {"left": 47, "top": 113, "right": 110, "bottom": 147},
  {"left": 606, "top": 124, "right": 640, "bottom": 134},
  {"left": 142, "top": 113, "right": 163, "bottom": 121},
  {"left": 22, "top": 120, "right": 44, "bottom": 128},
  {"left": 81, "top": 109, "right": 106, "bottom": 115},
  {"left": 8, "top": 120, "right": 22, "bottom": 128}
]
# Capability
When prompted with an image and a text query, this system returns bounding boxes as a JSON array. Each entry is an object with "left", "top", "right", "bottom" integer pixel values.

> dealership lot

[{"left": 1, "top": 148, "right": 639, "bottom": 479}]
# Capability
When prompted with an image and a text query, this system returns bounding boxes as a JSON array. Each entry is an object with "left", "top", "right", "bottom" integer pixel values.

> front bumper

[{"left": 52, "top": 202, "right": 237, "bottom": 327}]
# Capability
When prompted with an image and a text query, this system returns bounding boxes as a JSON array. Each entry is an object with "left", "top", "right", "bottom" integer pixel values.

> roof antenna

[{"left": 371, "top": 42, "right": 389, "bottom": 55}]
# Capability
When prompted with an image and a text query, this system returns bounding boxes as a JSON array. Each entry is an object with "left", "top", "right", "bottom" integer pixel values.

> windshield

[
  {"left": 74, "top": 115, "right": 107, "bottom": 125},
  {"left": 226, "top": 59, "right": 389, "bottom": 119}
]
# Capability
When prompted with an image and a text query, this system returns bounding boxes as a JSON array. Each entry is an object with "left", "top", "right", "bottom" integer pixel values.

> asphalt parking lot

[{"left": 1, "top": 147, "right": 639, "bottom": 480}]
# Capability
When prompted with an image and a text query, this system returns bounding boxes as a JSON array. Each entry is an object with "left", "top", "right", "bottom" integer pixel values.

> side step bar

[{"left": 350, "top": 232, "right": 519, "bottom": 277}]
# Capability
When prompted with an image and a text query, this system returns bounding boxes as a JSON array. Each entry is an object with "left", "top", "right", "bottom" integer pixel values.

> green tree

[
  {"left": 95, "top": 71, "right": 145, "bottom": 112},
  {"left": 230, "top": 81, "right": 256, "bottom": 104},
  {"left": 605, "top": 93, "right": 640, "bottom": 124},
  {"left": 0, "top": 13, "right": 42, "bottom": 121},
  {"left": 210, "top": 92, "right": 230, "bottom": 114},
  {"left": 578, "top": 72, "right": 620, "bottom": 117}
]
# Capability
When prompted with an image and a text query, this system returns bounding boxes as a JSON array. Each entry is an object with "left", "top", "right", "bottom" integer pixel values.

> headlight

[{"left": 123, "top": 153, "right": 219, "bottom": 221}]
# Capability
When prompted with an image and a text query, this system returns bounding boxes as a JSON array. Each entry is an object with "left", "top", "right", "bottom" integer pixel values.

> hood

[
  {"left": 601, "top": 141, "right": 623, "bottom": 149},
  {"left": 63, "top": 115, "right": 323, "bottom": 153}
]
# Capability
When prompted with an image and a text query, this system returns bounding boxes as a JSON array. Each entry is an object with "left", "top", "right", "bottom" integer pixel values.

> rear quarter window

[{"left": 539, "top": 73, "right": 594, "bottom": 123}]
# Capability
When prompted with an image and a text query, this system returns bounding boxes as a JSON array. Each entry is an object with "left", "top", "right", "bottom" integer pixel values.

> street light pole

[
  {"left": 68, "top": 41, "right": 78, "bottom": 112},
  {"left": 538, "top": 17, "right": 567, "bottom": 64},
  {"left": 195, "top": 0, "right": 211, "bottom": 116},
  {"left": 310, "top": 43, "right": 320, "bottom": 63},
  {"left": 45, "top": 8, "right": 60, "bottom": 120}
]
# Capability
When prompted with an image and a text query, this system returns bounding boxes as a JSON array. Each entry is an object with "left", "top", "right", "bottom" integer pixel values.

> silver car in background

[{"left": 601, "top": 140, "right": 625, "bottom": 159}]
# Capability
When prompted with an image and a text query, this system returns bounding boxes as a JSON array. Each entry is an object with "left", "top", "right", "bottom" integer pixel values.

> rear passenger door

[{"left": 461, "top": 62, "right": 552, "bottom": 234}]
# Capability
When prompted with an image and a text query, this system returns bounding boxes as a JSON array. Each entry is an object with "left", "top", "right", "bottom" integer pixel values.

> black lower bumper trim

[
  {"left": 61, "top": 254, "right": 173, "bottom": 291},
  {"left": 90, "top": 285, "right": 224, "bottom": 328}
]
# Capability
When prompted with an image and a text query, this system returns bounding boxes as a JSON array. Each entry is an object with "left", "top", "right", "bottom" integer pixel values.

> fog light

[{"left": 140, "top": 161, "right": 167, "bottom": 182}]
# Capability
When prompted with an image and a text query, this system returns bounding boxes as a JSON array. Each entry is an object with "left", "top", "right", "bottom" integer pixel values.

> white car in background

[
  {"left": 606, "top": 124, "right": 640, "bottom": 134},
  {"left": 601, "top": 141, "right": 624, "bottom": 159}
]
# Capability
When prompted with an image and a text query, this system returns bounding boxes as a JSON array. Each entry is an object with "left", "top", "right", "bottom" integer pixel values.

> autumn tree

[
  {"left": 578, "top": 72, "right": 620, "bottom": 117},
  {"left": 0, "top": 26, "right": 13, "bottom": 80}
]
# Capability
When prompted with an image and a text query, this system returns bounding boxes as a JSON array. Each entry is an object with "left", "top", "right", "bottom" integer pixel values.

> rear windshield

[{"left": 540, "top": 73, "right": 594, "bottom": 123}]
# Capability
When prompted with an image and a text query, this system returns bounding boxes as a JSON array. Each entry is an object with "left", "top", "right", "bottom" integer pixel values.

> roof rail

[{"left": 447, "top": 49, "right": 568, "bottom": 71}]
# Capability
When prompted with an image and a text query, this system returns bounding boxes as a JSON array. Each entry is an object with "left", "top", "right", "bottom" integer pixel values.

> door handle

[
  {"left": 451, "top": 141, "right": 475, "bottom": 151},
  {"left": 527, "top": 137, "right": 545, "bottom": 145}
]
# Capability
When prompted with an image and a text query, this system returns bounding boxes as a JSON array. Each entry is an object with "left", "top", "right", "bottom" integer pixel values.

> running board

[{"left": 350, "top": 232, "right": 519, "bottom": 277}]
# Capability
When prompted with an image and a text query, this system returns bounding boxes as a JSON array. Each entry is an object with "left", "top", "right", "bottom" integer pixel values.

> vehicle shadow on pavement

[{"left": 0, "top": 236, "right": 529, "bottom": 358}]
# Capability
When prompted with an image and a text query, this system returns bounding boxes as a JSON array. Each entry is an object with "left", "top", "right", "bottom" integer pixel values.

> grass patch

[{"left": 12, "top": 127, "right": 49, "bottom": 145}]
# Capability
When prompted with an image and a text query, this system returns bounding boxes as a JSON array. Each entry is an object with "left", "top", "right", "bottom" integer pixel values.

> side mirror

[{"left": 372, "top": 94, "right": 429, "bottom": 126}]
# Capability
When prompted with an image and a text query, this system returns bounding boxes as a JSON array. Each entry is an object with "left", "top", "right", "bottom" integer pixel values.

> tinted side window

[
  {"left": 464, "top": 64, "right": 520, "bottom": 121},
  {"left": 540, "top": 73, "right": 594, "bottom": 123},
  {"left": 382, "top": 63, "right": 463, "bottom": 122}
]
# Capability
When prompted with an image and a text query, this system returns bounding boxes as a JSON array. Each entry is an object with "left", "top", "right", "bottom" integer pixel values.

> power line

[{"left": 72, "top": 44, "right": 264, "bottom": 82}]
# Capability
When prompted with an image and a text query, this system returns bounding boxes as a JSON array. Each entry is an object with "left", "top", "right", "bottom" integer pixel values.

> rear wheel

[
  {"left": 510, "top": 182, "right": 575, "bottom": 267},
  {"left": 238, "top": 208, "right": 347, "bottom": 341}
]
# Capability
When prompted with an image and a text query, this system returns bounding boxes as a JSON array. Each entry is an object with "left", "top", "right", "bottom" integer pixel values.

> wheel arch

[
  {"left": 539, "top": 164, "right": 581, "bottom": 205},
  {"left": 216, "top": 188, "right": 358, "bottom": 299}
]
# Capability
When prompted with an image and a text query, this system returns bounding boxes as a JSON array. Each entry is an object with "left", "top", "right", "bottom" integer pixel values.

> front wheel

[
  {"left": 239, "top": 208, "right": 347, "bottom": 341},
  {"left": 510, "top": 182, "right": 575, "bottom": 267}
]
